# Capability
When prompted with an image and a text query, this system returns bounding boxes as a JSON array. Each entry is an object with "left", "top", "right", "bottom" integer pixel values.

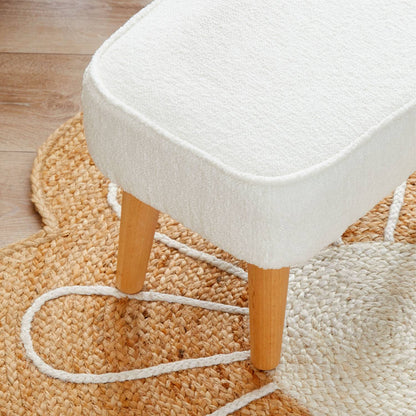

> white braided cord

[
  {"left": 21, "top": 285, "right": 249, "bottom": 384},
  {"left": 384, "top": 181, "right": 407, "bottom": 242},
  {"left": 207, "top": 382, "right": 279, "bottom": 416}
]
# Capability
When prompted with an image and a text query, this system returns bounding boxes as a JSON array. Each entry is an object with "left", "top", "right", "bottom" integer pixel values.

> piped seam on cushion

[{"left": 84, "top": 0, "right": 416, "bottom": 185}]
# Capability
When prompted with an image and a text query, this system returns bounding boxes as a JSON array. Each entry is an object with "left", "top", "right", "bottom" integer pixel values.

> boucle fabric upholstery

[{"left": 82, "top": 0, "right": 416, "bottom": 268}]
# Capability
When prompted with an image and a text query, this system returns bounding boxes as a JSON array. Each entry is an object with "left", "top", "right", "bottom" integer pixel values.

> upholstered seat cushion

[{"left": 82, "top": 0, "right": 416, "bottom": 268}]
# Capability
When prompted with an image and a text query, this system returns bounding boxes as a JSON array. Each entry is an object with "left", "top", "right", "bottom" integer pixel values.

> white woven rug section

[{"left": 274, "top": 242, "right": 416, "bottom": 416}]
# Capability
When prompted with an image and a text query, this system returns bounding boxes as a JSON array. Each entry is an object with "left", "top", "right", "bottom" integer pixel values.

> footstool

[{"left": 82, "top": 0, "right": 416, "bottom": 370}]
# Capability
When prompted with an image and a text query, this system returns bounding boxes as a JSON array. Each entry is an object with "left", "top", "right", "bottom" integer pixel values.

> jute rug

[{"left": 0, "top": 114, "right": 415, "bottom": 415}]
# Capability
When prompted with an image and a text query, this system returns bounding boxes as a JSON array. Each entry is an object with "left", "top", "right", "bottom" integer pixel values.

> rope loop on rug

[
  {"left": 21, "top": 285, "right": 270, "bottom": 414},
  {"left": 21, "top": 285, "right": 249, "bottom": 385}
]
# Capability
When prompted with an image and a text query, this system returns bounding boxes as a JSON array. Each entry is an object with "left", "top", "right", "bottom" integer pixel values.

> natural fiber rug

[{"left": 1, "top": 114, "right": 415, "bottom": 415}]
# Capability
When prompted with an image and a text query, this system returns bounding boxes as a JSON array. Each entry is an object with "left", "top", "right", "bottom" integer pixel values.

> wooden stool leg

[
  {"left": 248, "top": 264, "right": 290, "bottom": 370},
  {"left": 116, "top": 191, "right": 159, "bottom": 294}
]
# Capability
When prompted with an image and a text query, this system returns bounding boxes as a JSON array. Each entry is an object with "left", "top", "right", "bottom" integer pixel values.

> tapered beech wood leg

[
  {"left": 248, "top": 264, "right": 290, "bottom": 370},
  {"left": 116, "top": 191, "right": 159, "bottom": 294}
]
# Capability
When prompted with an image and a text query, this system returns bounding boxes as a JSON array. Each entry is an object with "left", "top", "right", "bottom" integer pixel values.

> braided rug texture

[{"left": 0, "top": 114, "right": 415, "bottom": 415}]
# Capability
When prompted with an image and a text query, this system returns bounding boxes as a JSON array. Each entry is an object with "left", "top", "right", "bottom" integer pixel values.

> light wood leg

[
  {"left": 116, "top": 191, "right": 159, "bottom": 294},
  {"left": 248, "top": 264, "right": 290, "bottom": 370}
]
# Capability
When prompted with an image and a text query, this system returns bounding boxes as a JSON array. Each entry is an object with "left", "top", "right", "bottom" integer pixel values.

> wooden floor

[{"left": 0, "top": 0, "right": 151, "bottom": 247}]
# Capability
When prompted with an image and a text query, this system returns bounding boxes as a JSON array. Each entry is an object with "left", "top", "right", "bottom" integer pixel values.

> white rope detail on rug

[
  {"left": 21, "top": 285, "right": 249, "bottom": 384},
  {"left": 21, "top": 183, "right": 415, "bottom": 414},
  {"left": 207, "top": 382, "right": 279, "bottom": 416},
  {"left": 107, "top": 183, "right": 248, "bottom": 281},
  {"left": 384, "top": 181, "right": 407, "bottom": 242}
]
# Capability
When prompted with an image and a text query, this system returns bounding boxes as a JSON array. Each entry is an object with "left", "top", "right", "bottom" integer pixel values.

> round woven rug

[{"left": 0, "top": 114, "right": 415, "bottom": 415}]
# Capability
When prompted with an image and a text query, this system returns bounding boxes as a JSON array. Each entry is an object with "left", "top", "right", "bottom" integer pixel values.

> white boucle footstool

[{"left": 82, "top": 0, "right": 416, "bottom": 370}]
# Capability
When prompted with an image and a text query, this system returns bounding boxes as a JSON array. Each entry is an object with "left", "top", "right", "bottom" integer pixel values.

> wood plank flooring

[
  {"left": 0, "top": 53, "right": 90, "bottom": 152},
  {"left": 0, "top": 0, "right": 150, "bottom": 247},
  {"left": 0, "top": 0, "right": 151, "bottom": 54}
]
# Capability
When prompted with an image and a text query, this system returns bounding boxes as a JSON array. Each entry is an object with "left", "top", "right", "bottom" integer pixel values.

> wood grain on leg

[
  {"left": 248, "top": 264, "right": 290, "bottom": 371},
  {"left": 116, "top": 191, "right": 159, "bottom": 294}
]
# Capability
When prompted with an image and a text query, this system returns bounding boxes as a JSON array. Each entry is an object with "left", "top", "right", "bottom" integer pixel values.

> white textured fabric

[{"left": 82, "top": 0, "right": 416, "bottom": 268}]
